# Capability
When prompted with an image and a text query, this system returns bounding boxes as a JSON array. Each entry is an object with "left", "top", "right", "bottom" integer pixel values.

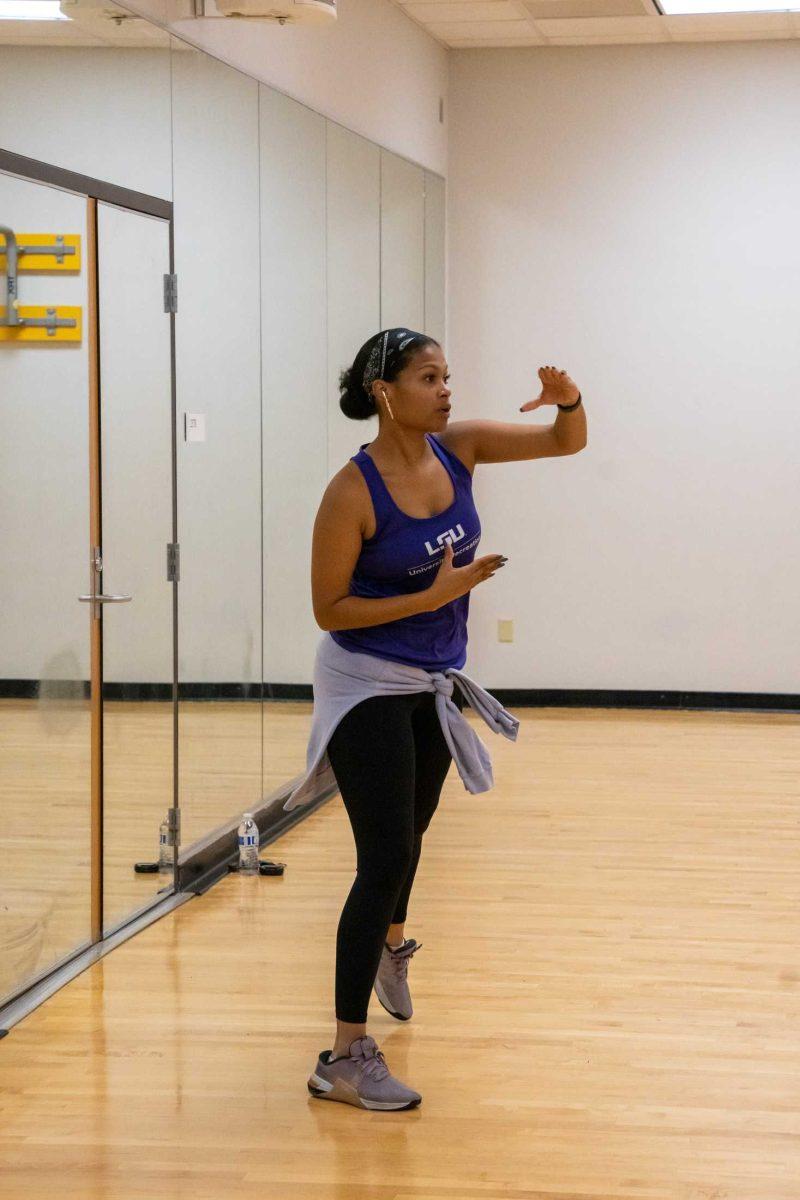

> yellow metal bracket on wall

[
  {"left": 0, "top": 233, "right": 81, "bottom": 273},
  {"left": 0, "top": 305, "right": 82, "bottom": 342},
  {"left": 0, "top": 228, "right": 82, "bottom": 341}
]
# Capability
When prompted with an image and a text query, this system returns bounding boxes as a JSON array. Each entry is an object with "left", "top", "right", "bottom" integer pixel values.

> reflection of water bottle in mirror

[
  {"left": 158, "top": 813, "right": 173, "bottom": 872},
  {"left": 238, "top": 813, "right": 260, "bottom": 875}
]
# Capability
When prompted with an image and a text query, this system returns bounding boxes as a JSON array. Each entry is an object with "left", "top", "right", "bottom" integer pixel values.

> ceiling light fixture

[
  {"left": 656, "top": 0, "right": 800, "bottom": 12},
  {"left": 0, "top": 1, "right": 69, "bottom": 18}
]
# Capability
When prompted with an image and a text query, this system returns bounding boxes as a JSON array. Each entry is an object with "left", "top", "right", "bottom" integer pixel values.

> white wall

[
  {"left": 325, "top": 123, "right": 381, "bottom": 485},
  {"left": 0, "top": 46, "right": 172, "bottom": 198},
  {"left": 448, "top": 43, "right": 800, "bottom": 691},
  {"left": 98, "top": 203, "right": 173, "bottom": 685},
  {"left": 170, "top": 46, "right": 263, "bottom": 687},
  {"left": 120, "top": 0, "right": 449, "bottom": 176},
  {"left": 380, "top": 149, "right": 426, "bottom": 331},
  {"left": 259, "top": 86, "right": 328, "bottom": 686},
  {"left": 0, "top": 175, "right": 90, "bottom": 683}
]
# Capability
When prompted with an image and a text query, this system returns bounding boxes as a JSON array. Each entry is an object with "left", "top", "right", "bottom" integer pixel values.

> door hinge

[
  {"left": 168, "top": 806, "right": 181, "bottom": 844},
  {"left": 167, "top": 542, "right": 180, "bottom": 582},
  {"left": 163, "top": 273, "right": 178, "bottom": 313}
]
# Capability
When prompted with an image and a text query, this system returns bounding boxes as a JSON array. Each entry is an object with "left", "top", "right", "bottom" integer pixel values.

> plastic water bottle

[
  {"left": 158, "top": 813, "right": 174, "bottom": 872},
  {"left": 238, "top": 813, "right": 260, "bottom": 875}
]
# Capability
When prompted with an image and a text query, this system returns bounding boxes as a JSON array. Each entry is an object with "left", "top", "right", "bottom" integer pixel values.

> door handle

[{"left": 78, "top": 593, "right": 132, "bottom": 603}]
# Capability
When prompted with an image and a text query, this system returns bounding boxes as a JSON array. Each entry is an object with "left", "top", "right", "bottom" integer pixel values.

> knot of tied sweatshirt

[{"left": 283, "top": 633, "right": 520, "bottom": 813}]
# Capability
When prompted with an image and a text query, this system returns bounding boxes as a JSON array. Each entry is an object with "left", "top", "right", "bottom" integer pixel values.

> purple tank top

[{"left": 330, "top": 432, "right": 482, "bottom": 670}]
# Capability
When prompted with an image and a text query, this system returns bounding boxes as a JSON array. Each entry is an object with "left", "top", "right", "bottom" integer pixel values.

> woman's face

[{"left": 385, "top": 344, "right": 452, "bottom": 430}]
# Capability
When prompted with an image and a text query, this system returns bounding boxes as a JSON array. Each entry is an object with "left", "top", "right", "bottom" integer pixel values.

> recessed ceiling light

[
  {"left": 0, "top": 1, "right": 70, "bottom": 18},
  {"left": 657, "top": 0, "right": 799, "bottom": 11}
]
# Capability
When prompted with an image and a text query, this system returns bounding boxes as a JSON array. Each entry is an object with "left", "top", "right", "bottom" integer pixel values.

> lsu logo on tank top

[{"left": 329, "top": 433, "right": 482, "bottom": 672}]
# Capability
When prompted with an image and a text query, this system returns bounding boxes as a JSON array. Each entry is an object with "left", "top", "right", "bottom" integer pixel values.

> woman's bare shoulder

[{"left": 319, "top": 459, "right": 372, "bottom": 539}]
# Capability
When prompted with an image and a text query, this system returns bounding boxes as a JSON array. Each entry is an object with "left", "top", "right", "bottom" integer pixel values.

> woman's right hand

[{"left": 425, "top": 541, "right": 507, "bottom": 611}]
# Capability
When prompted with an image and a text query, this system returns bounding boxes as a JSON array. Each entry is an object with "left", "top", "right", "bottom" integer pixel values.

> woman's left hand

[{"left": 519, "top": 366, "right": 581, "bottom": 412}]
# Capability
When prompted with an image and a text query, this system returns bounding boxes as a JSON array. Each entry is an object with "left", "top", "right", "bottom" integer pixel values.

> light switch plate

[
  {"left": 498, "top": 619, "right": 514, "bottom": 643},
  {"left": 185, "top": 413, "right": 206, "bottom": 443}
]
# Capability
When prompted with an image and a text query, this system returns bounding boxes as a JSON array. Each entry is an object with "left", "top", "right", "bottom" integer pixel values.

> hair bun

[{"left": 339, "top": 366, "right": 376, "bottom": 421}]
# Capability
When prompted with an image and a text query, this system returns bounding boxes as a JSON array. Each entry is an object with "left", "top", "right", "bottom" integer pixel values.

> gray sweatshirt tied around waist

[{"left": 283, "top": 633, "right": 520, "bottom": 812}]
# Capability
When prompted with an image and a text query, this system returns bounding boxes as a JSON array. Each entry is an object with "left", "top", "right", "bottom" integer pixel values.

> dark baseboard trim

[
  {"left": 2, "top": 679, "right": 798, "bottom": 712},
  {"left": 489, "top": 688, "right": 800, "bottom": 713}
]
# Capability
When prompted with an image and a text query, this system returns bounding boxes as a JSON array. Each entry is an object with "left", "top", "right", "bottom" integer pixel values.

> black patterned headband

[{"left": 361, "top": 328, "right": 430, "bottom": 398}]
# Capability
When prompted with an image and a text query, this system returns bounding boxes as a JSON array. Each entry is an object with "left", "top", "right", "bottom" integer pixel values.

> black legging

[{"left": 325, "top": 685, "right": 466, "bottom": 1023}]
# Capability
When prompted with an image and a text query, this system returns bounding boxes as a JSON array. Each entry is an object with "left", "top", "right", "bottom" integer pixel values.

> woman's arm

[
  {"left": 322, "top": 591, "right": 431, "bottom": 632},
  {"left": 311, "top": 472, "right": 432, "bottom": 632},
  {"left": 438, "top": 365, "right": 587, "bottom": 465}
]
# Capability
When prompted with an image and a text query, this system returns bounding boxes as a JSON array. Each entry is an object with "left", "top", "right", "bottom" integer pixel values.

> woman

[{"left": 287, "top": 327, "right": 585, "bottom": 1111}]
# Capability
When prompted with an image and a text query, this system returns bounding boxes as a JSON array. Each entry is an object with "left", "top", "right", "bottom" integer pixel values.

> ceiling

[
  {"left": 3, "top": 0, "right": 799, "bottom": 49},
  {"left": 389, "top": 0, "right": 800, "bottom": 45},
  {"left": 0, "top": 0, "right": 177, "bottom": 45}
]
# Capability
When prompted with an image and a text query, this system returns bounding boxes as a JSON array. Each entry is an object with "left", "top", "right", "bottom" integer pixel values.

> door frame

[{"left": 0, "top": 147, "right": 179, "bottom": 946}]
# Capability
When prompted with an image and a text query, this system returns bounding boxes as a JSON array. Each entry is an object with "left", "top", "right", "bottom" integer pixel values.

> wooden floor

[
  {"left": 0, "top": 696, "right": 308, "bottom": 996},
  {"left": 2, "top": 704, "right": 799, "bottom": 1200}
]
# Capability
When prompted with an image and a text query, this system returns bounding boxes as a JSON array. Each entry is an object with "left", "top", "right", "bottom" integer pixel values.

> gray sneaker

[
  {"left": 307, "top": 1035, "right": 422, "bottom": 1110},
  {"left": 373, "top": 937, "right": 422, "bottom": 1021}
]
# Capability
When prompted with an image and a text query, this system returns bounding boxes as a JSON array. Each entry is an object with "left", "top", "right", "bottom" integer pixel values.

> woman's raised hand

[
  {"left": 520, "top": 365, "right": 580, "bottom": 411},
  {"left": 424, "top": 541, "right": 507, "bottom": 612}
]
